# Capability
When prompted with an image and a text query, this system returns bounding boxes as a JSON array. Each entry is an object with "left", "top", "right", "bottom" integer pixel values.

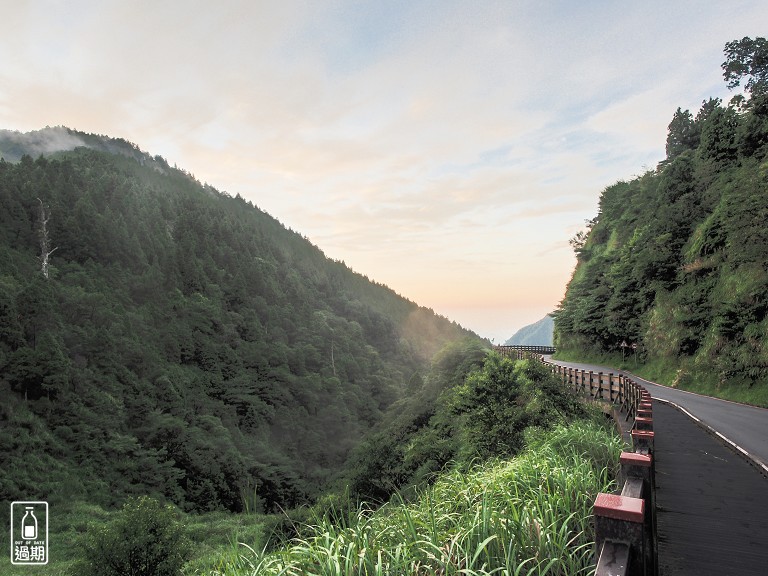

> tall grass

[{"left": 200, "top": 420, "right": 623, "bottom": 576}]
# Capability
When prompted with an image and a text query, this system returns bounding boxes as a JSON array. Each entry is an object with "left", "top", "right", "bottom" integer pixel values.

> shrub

[
  {"left": 455, "top": 355, "right": 588, "bottom": 459},
  {"left": 75, "top": 496, "right": 191, "bottom": 576}
]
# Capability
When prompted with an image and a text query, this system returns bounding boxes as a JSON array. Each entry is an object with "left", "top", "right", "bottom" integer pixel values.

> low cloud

[{"left": 0, "top": 126, "right": 86, "bottom": 160}]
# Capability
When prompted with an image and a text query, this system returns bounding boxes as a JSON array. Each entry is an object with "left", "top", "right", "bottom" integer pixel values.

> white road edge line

[{"left": 654, "top": 397, "right": 768, "bottom": 476}]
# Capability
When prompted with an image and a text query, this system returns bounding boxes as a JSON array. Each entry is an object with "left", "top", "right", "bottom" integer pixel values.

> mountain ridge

[
  {"left": 1, "top": 125, "right": 161, "bottom": 166},
  {"left": 0, "top": 129, "right": 482, "bottom": 513}
]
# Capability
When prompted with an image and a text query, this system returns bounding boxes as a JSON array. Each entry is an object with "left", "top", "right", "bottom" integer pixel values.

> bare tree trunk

[
  {"left": 37, "top": 198, "right": 58, "bottom": 279},
  {"left": 331, "top": 340, "right": 337, "bottom": 378}
]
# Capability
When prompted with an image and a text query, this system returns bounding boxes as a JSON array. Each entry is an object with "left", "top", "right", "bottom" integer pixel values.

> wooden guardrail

[
  {"left": 536, "top": 357, "right": 657, "bottom": 576},
  {"left": 494, "top": 345, "right": 556, "bottom": 357},
  {"left": 548, "top": 364, "right": 645, "bottom": 424}
]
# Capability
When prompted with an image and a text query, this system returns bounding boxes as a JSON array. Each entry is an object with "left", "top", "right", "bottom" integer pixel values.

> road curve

[{"left": 544, "top": 356, "right": 768, "bottom": 472}]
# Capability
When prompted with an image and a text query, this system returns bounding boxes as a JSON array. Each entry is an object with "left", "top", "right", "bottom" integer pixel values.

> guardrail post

[
  {"left": 634, "top": 416, "right": 653, "bottom": 431},
  {"left": 626, "top": 381, "right": 640, "bottom": 421},
  {"left": 601, "top": 373, "right": 610, "bottom": 400},
  {"left": 631, "top": 430, "right": 655, "bottom": 454},
  {"left": 620, "top": 451, "right": 655, "bottom": 576},
  {"left": 618, "top": 375, "right": 626, "bottom": 407},
  {"left": 594, "top": 493, "right": 646, "bottom": 576},
  {"left": 621, "top": 451, "right": 652, "bottom": 486}
]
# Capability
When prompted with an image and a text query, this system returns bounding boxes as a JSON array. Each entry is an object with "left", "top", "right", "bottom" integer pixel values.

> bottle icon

[{"left": 21, "top": 507, "right": 38, "bottom": 540}]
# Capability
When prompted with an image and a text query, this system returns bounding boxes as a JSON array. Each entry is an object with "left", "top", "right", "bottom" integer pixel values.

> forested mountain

[
  {"left": 0, "top": 128, "right": 479, "bottom": 514},
  {"left": 555, "top": 37, "right": 768, "bottom": 402},
  {"left": 504, "top": 315, "right": 554, "bottom": 346}
]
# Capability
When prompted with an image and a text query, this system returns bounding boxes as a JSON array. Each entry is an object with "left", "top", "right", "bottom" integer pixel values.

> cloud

[{"left": 0, "top": 126, "right": 86, "bottom": 159}]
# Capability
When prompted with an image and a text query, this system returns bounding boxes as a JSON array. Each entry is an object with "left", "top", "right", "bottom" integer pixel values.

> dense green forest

[
  {"left": 555, "top": 37, "right": 768, "bottom": 405},
  {"left": 0, "top": 130, "right": 479, "bottom": 518},
  {"left": 75, "top": 350, "right": 604, "bottom": 575}
]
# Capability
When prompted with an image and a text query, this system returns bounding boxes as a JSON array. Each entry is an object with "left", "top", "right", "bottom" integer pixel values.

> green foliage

[
  {"left": 75, "top": 496, "right": 191, "bottom": 576},
  {"left": 722, "top": 36, "right": 768, "bottom": 99},
  {"left": 455, "top": 355, "right": 588, "bottom": 459},
  {"left": 699, "top": 106, "right": 739, "bottom": 165},
  {"left": 339, "top": 338, "right": 489, "bottom": 502},
  {"left": 338, "top": 347, "right": 590, "bottom": 504},
  {"left": 556, "top": 37, "right": 768, "bottom": 404},
  {"left": 206, "top": 421, "right": 623, "bottom": 576},
  {"left": 0, "top": 130, "right": 479, "bottom": 513},
  {"left": 666, "top": 107, "right": 698, "bottom": 160}
]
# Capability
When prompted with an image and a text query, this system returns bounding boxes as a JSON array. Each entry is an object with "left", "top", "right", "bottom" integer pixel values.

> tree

[
  {"left": 722, "top": 36, "right": 768, "bottom": 99},
  {"left": 699, "top": 106, "right": 739, "bottom": 164},
  {"left": 666, "top": 108, "right": 698, "bottom": 160},
  {"left": 36, "top": 198, "right": 57, "bottom": 279},
  {"left": 695, "top": 97, "right": 722, "bottom": 124},
  {"left": 455, "top": 355, "right": 586, "bottom": 459}
]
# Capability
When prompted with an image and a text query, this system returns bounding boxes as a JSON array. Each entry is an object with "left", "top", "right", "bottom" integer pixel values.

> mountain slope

[
  {"left": 504, "top": 315, "right": 554, "bottom": 346},
  {"left": 555, "top": 39, "right": 768, "bottom": 403},
  {"left": 0, "top": 128, "right": 480, "bottom": 512}
]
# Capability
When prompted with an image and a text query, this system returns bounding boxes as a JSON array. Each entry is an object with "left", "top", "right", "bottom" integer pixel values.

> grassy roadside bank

[
  {"left": 193, "top": 420, "right": 623, "bottom": 576},
  {"left": 1, "top": 419, "right": 621, "bottom": 576}
]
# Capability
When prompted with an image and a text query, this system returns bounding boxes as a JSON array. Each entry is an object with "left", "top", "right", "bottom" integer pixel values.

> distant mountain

[
  {"left": 0, "top": 127, "right": 480, "bottom": 513},
  {"left": 504, "top": 315, "right": 554, "bottom": 346}
]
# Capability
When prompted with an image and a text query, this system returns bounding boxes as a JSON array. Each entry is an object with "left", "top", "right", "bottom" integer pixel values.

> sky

[{"left": 1, "top": 1, "right": 766, "bottom": 342}]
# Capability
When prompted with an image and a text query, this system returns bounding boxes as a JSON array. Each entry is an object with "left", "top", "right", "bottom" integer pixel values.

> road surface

[{"left": 544, "top": 356, "right": 768, "bottom": 472}]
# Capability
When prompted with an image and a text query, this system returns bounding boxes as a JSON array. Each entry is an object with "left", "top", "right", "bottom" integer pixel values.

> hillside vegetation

[
  {"left": 555, "top": 37, "right": 768, "bottom": 405},
  {"left": 0, "top": 131, "right": 477, "bottom": 517},
  {"left": 207, "top": 420, "right": 623, "bottom": 576},
  {"left": 185, "top": 351, "right": 615, "bottom": 575}
]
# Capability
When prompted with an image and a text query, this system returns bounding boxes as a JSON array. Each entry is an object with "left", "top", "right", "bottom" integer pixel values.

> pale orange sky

[{"left": 2, "top": 1, "right": 766, "bottom": 341}]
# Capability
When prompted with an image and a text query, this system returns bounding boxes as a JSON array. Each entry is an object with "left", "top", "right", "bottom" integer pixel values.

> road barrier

[
  {"left": 494, "top": 345, "right": 556, "bottom": 357},
  {"left": 546, "top": 360, "right": 656, "bottom": 576},
  {"left": 494, "top": 347, "right": 657, "bottom": 576}
]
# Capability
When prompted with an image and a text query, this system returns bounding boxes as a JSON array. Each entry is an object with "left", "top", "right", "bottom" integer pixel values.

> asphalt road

[
  {"left": 544, "top": 356, "right": 768, "bottom": 472},
  {"left": 651, "top": 401, "right": 768, "bottom": 575}
]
